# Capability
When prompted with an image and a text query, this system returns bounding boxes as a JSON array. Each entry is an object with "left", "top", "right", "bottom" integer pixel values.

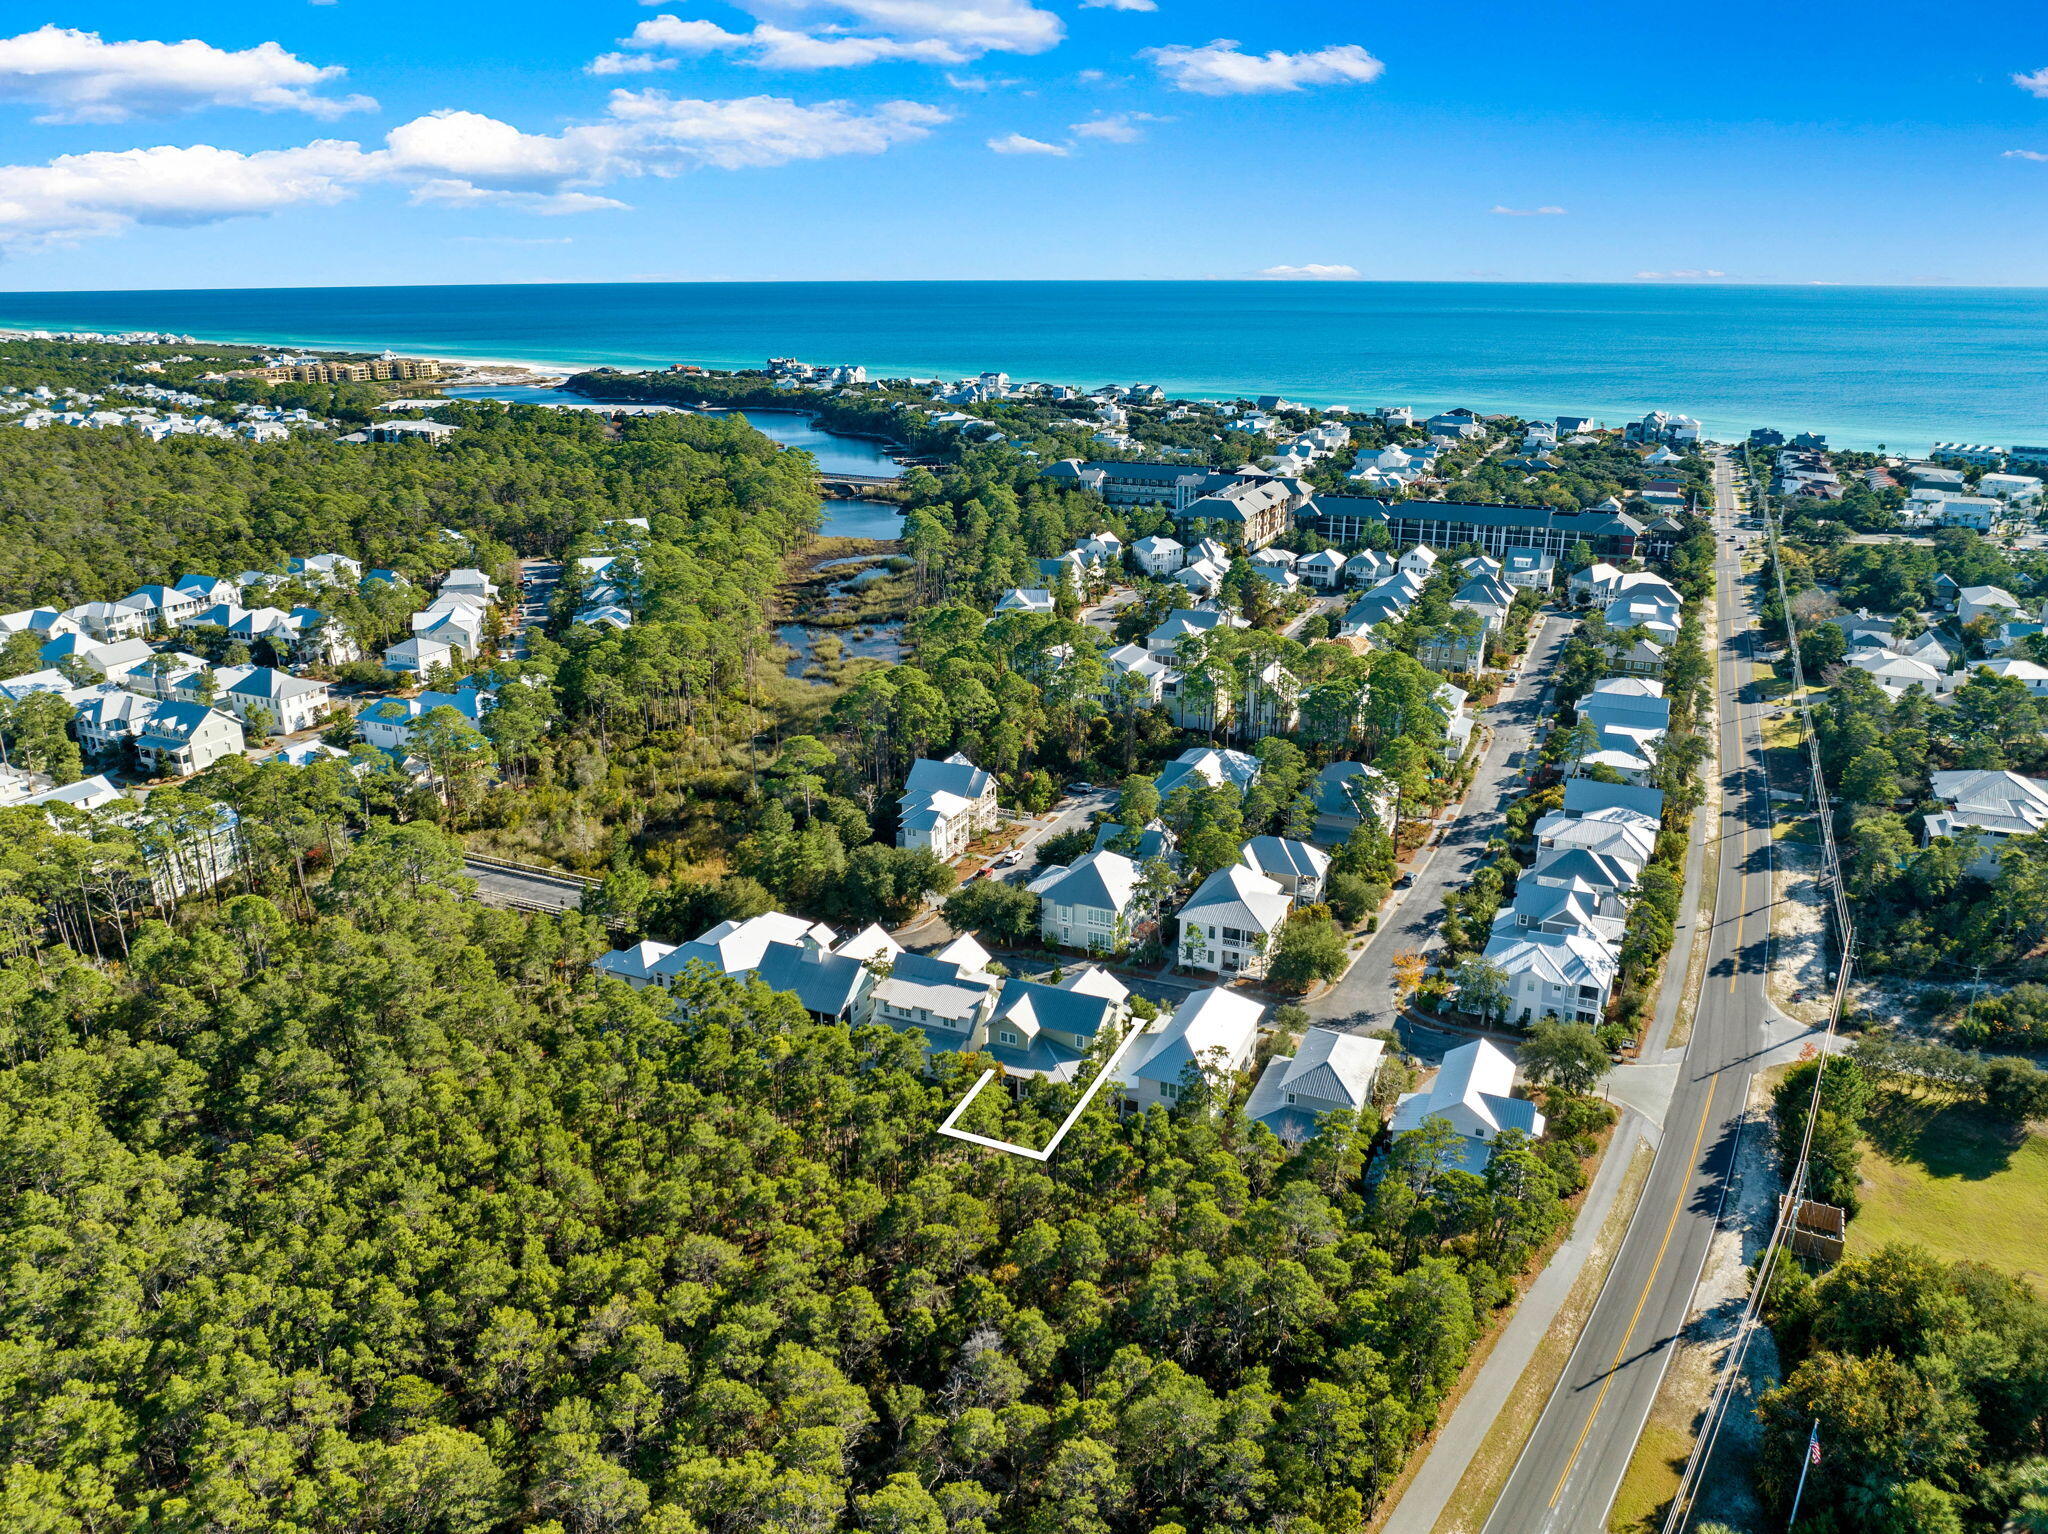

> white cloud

[
  {"left": 606, "top": 1, "right": 1064, "bottom": 71},
  {"left": 1071, "top": 111, "right": 1163, "bottom": 142},
  {"left": 1634, "top": 269, "right": 1726, "bottom": 280},
  {"left": 1491, "top": 204, "right": 1566, "bottom": 216},
  {"left": 1141, "top": 38, "right": 1383, "bottom": 95},
  {"left": 0, "top": 93, "right": 948, "bottom": 248},
  {"left": 602, "top": 12, "right": 984, "bottom": 70},
  {"left": 2004, "top": 148, "right": 2048, "bottom": 161},
  {"left": 0, "top": 23, "right": 372, "bottom": 123},
  {"left": 987, "top": 132, "right": 1068, "bottom": 155},
  {"left": 1082, "top": 0, "right": 1157, "bottom": 9},
  {"left": 2015, "top": 67, "right": 2048, "bottom": 97},
  {"left": 1258, "top": 263, "right": 1360, "bottom": 280}
]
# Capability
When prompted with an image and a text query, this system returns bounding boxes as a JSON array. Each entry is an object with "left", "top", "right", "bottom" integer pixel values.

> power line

[{"left": 1661, "top": 448, "right": 1858, "bottom": 1534}]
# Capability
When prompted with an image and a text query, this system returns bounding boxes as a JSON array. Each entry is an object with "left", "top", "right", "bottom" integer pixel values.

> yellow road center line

[{"left": 1547, "top": 1083, "right": 1720, "bottom": 1509}]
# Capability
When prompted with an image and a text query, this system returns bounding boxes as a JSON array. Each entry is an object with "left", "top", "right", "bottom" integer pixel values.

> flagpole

[{"left": 1786, "top": 1419, "right": 1820, "bottom": 1529}]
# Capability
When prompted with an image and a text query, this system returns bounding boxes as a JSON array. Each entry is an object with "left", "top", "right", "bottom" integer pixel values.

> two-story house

[
  {"left": 1177, "top": 863, "right": 1292, "bottom": 978},
  {"left": 1031, "top": 849, "right": 1147, "bottom": 954},
  {"left": 1117, "top": 985, "right": 1264, "bottom": 1110},
  {"left": 1245, "top": 1027, "right": 1385, "bottom": 1142},
  {"left": 134, "top": 701, "right": 245, "bottom": 776},
  {"left": 896, "top": 753, "right": 999, "bottom": 861}
]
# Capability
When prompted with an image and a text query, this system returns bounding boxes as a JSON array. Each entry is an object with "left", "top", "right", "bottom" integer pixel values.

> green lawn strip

[
  {"left": 1608, "top": 1421, "right": 1694, "bottom": 1534},
  {"left": 1854, "top": 1086, "right": 2048, "bottom": 1292}
]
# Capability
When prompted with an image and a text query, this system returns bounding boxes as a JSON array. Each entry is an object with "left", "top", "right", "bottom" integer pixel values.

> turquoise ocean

[{"left": 4, "top": 280, "right": 2047, "bottom": 452}]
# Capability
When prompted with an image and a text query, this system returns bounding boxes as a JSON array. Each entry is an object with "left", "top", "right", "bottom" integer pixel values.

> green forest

[{"left": 0, "top": 815, "right": 1613, "bottom": 1534}]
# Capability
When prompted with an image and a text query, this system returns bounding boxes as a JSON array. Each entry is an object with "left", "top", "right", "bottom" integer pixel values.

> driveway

[{"left": 1306, "top": 612, "right": 1575, "bottom": 1036}]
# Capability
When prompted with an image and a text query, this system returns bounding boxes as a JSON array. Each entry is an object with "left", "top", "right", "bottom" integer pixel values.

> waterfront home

[
  {"left": 1177, "top": 863, "right": 1292, "bottom": 978},
  {"left": 1245, "top": 1028, "right": 1385, "bottom": 1143},
  {"left": 1925, "top": 769, "right": 2048, "bottom": 877},
  {"left": 223, "top": 667, "right": 331, "bottom": 735},
  {"left": 996, "top": 588, "right": 1056, "bottom": 615},
  {"left": 1155, "top": 745, "right": 1261, "bottom": 799},
  {"left": 1031, "top": 849, "right": 1147, "bottom": 954},
  {"left": 1131, "top": 534, "right": 1185, "bottom": 576},
  {"left": 1387, "top": 1039, "right": 1545, "bottom": 1171},
  {"left": 896, "top": 753, "right": 999, "bottom": 861},
  {"left": 135, "top": 701, "right": 245, "bottom": 776},
  {"left": 1118, "top": 986, "right": 1264, "bottom": 1111},
  {"left": 1240, "top": 836, "right": 1330, "bottom": 901}
]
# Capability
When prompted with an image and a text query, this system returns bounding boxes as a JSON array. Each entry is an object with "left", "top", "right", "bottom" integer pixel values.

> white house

[
  {"left": 1177, "top": 863, "right": 1292, "bottom": 978},
  {"left": 1925, "top": 769, "right": 2048, "bottom": 876},
  {"left": 1147, "top": 608, "right": 1245, "bottom": 659},
  {"left": 1132, "top": 534, "right": 1186, "bottom": 576},
  {"left": 134, "top": 701, "right": 246, "bottom": 776},
  {"left": 1240, "top": 836, "right": 1331, "bottom": 901},
  {"left": 1118, "top": 986, "right": 1264, "bottom": 1111},
  {"left": 223, "top": 667, "right": 331, "bottom": 735},
  {"left": 1398, "top": 544, "right": 1439, "bottom": 579},
  {"left": 384, "top": 635, "right": 458, "bottom": 674},
  {"left": 1958, "top": 585, "right": 2027, "bottom": 626},
  {"left": 996, "top": 588, "right": 1056, "bottom": 615},
  {"left": 355, "top": 686, "right": 496, "bottom": 754},
  {"left": 1968, "top": 658, "right": 2048, "bottom": 697},
  {"left": 1156, "top": 745, "right": 1261, "bottom": 799},
  {"left": 1386, "top": 1038, "right": 1546, "bottom": 1171},
  {"left": 1481, "top": 929, "right": 1619, "bottom": 1027},
  {"left": 1245, "top": 1027, "right": 1385, "bottom": 1142},
  {"left": 1031, "top": 849, "right": 1147, "bottom": 953},
  {"left": 1297, "top": 549, "right": 1347, "bottom": 588},
  {"left": 1979, "top": 473, "right": 2043, "bottom": 504},
  {"left": 1569, "top": 563, "right": 1625, "bottom": 606},
  {"left": 896, "top": 753, "right": 999, "bottom": 861},
  {"left": 1502, "top": 549, "right": 1557, "bottom": 589}
]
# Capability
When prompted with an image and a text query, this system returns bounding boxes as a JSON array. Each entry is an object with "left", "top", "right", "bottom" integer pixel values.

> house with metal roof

[
  {"left": 1240, "top": 836, "right": 1330, "bottom": 901},
  {"left": 897, "top": 752, "right": 998, "bottom": 862},
  {"left": 1309, "top": 760, "right": 1396, "bottom": 845},
  {"left": 1177, "top": 863, "right": 1292, "bottom": 978},
  {"left": 1245, "top": 1027, "right": 1385, "bottom": 1143},
  {"left": 1387, "top": 1038, "right": 1546, "bottom": 1171},
  {"left": 980, "top": 977, "right": 1126, "bottom": 1083},
  {"left": 1926, "top": 769, "right": 2048, "bottom": 876},
  {"left": 1117, "top": 985, "right": 1264, "bottom": 1111},
  {"left": 1155, "top": 746, "right": 1261, "bottom": 800},
  {"left": 1031, "top": 849, "right": 1148, "bottom": 954},
  {"left": 223, "top": 666, "right": 331, "bottom": 735},
  {"left": 135, "top": 701, "right": 245, "bottom": 776},
  {"left": 1482, "top": 931, "right": 1618, "bottom": 1031}
]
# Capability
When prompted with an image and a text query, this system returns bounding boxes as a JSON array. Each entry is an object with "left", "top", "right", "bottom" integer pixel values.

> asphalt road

[
  {"left": 462, "top": 857, "right": 591, "bottom": 913},
  {"left": 1480, "top": 449, "right": 1776, "bottom": 1533},
  {"left": 1305, "top": 611, "right": 1574, "bottom": 1036}
]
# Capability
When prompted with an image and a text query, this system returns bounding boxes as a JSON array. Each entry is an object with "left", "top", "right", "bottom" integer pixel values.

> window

[
  {"left": 1087, "top": 906, "right": 1110, "bottom": 927},
  {"left": 1161, "top": 1082, "right": 1181, "bottom": 1101},
  {"left": 1222, "top": 926, "right": 1244, "bottom": 943},
  {"left": 998, "top": 1030, "right": 1019, "bottom": 1045},
  {"left": 1579, "top": 985, "right": 1601, "bottom": 1003}
]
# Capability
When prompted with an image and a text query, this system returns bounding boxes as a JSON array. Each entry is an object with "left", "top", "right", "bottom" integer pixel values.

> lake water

[
  {"left": 9, "top": 279, "right": 2048, "bottom": 450},
  {"left": 776, "top": 621, "right": 905, "bottom": 679},
  {"left": 434, "top": 384, "right": 907, "bottom": 479},
  {"left": 819, "top": 499, "right": 904, "bottom": 540}
]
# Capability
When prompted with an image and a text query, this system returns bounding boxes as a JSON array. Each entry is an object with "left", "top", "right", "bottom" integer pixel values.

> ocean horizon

[{"left": 5, "top": 278, "right": 2047, "bottom": 453}]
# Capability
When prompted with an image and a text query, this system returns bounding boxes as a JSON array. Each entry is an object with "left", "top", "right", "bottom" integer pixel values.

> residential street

[
  {"left": 1306, "top": 611, "right": 1574, "bottom": 1037},
  {"left": 1477, "top": 449, "right": 1781, "bottom": 1533}
]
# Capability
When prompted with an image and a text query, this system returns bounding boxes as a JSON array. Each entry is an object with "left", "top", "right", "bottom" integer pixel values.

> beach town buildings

[
  {"left": 1246, "top": 1027, "right": 1385, "bottom": 1143},
  {"left": 1116, "top": 986, "right": 1264, "bottom": 1111}
]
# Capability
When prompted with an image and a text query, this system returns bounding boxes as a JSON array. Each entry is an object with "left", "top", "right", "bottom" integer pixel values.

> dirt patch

[{"left": 1766, "top": 835, "right": 1833, "bottom": 1026}]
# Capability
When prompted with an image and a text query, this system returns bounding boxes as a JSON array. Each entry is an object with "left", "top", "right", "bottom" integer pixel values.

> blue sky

[{"left": 2, "top": 0, "right": 2048, "bottom": 290}]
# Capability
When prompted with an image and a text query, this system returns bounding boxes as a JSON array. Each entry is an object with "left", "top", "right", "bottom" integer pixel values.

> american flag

[{"left": 1807, "top": 1424, "right": 1823, "bottom": 1466}]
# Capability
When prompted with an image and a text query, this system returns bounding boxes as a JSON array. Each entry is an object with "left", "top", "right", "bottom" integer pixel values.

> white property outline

[{"left": 936, "top": 1018, "right": 1151, "bottom": 1161}]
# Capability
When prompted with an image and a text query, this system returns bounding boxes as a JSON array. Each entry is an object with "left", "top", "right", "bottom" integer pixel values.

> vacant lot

[{"left": 1855, "top": 1086, "right": 2048, "bottom": 1292}]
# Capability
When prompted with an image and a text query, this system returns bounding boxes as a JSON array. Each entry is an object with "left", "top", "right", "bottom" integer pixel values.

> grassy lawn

[
  {"left": 1855, "top": 1086, "right": 2048, "bottom": 1292},
  {"left": 1609, "top": 1421, "right": 1693, "bottom": 1534}
]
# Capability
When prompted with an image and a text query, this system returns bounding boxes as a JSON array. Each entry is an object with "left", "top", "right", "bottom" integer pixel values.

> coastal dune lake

[{"left": 7, "top": 279, "right": 2048, "bottom": 449}]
